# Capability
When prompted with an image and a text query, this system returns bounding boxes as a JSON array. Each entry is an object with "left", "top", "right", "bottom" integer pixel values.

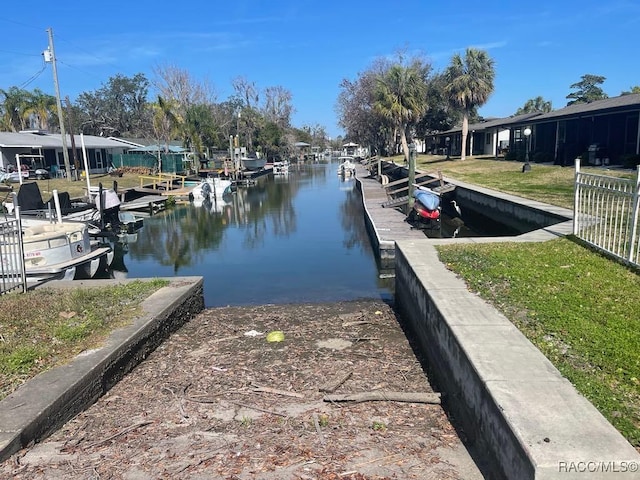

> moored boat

[
  {"left": 338, "top": 157, "right": 356, "bottom": 176},
  {"left": 241, "top": 154, "right": 267, "bottom": 171},
  {"left": 408, "top": 186, "right": 441, "bottom": 228},
  {"left": 190, "top": 176, "right": 232, "bottom": 203},
  {"left": 5, "top": 218, "right": 113, "bottom": 282},
  {"left": 272, "top": 160, "right": 290, "bottom": 175}
]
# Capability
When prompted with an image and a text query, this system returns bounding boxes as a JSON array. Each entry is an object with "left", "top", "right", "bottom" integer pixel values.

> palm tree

[
  {"left": 515, "top": 96, "right": 552, "bottom": 115},
  {"left": 152, "top": 96, "right": 183, "bottom": 173},
  {"left": 374, "top": 61, "right": 429, "bottom": 163},
  {"left": 24, "top": 89, "right": 57, "bottom": 130},
  {"left": 0, "top": 87, "right": 31, "bottom": 132},
  {"left": 444, "top": 48, "right": 495, "bottom": 160}
]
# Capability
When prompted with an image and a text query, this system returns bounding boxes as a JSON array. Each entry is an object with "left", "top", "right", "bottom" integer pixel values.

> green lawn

[
  {"left": 386, "top": 153, "right": 635, "bottom": 210},
  {"left": 394, "top": 154, "right": 640, "bottom": 447},
  {"left": 0, "top": 280, "right": 167, "bottom": 402}
]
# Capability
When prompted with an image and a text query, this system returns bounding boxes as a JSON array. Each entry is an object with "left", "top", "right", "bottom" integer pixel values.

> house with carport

[{"left": 0, "top": 130, "right": 131, "bottom": 177}]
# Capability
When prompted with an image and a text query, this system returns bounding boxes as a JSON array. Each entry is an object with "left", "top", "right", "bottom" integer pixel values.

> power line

[
  {"left": 19, "top": 65, "right": 47, "bottom": 89},
  {"left": 56, "top": 35, "right": 124, "bottom": 74},
  {"left": 57, "top": 59, "right": 107, "bottom": 83},
  {"left": 0, "top": 48, "right": 41, "bottom": 57}
]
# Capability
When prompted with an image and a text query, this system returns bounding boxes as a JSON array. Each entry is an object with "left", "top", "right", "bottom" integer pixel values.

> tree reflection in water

[{"left": 111, "top": 161, "right": 392, "bottom": 306}]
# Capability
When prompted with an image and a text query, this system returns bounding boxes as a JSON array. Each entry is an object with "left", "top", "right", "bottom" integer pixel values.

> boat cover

[{"left": 413, "top": 190, "right": 439, "bottom": 211}]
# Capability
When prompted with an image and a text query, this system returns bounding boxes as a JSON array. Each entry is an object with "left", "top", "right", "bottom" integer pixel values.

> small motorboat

[
  {"left": 338, "top": 157, "right": 356, "bottom": 176},
  {"left": 241, "top": 154, "right": 267, "bottom": 171},
  {"left": 272, "top": 160, "right": 290, "bottom": 175},
  {"left": 190, "top": 176, "right": 232, "bottom": 203}
]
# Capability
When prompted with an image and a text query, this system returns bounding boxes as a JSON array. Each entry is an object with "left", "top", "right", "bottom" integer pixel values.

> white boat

[
  {"left": 6, "top": 218, "right": 113, "bottom": 282},
  {"left": 190, "top": 176, "right": 232, "bottom": 203},
  {"left": 272, "top": 160, "right": 290, "bottom": 175},
  {"left": 241, "top": 155, "right": 267, "bottom": 171},
  {"left": 192, "top": 195, "right": 232, "bottom": 214},
  {"left": 338, "top": 157, "right": 357, "bottom": 176}
]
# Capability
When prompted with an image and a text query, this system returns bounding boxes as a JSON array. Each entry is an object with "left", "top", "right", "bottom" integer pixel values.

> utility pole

[{"left": 45, "top": 27, "right": 72, "bottom": 181}]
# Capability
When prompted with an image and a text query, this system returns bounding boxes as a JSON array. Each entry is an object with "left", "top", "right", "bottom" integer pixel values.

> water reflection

[{"left": 108, "top": 161, "right": 392, "bottom": 307}]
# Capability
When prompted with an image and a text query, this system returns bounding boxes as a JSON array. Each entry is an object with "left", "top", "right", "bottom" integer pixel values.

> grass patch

[
  {"left": 0, "top": 279, "right": 168, "bottom": 401},
  {"left": 436, "top": 238, "right": 640, "bottom": 446},
  {"left": 383, "top": 154, "right": 634, "bottom": 210}
]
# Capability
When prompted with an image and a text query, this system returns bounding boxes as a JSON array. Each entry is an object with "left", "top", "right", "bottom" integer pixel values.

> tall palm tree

[
  {"left": 374, "top": 61, "right": 429, "bottom": 163},
  {"left": 24, "top": 89, "right": 57, "bottom": 131},
  {"left": 444, "top": 48, "right": 495, "bottom": 160},
  {"left": 0, "top": 87, "right": 31, "bottom": 132},
  {"left": 152, "top": 96, "right": 182, "bottom": 172}
]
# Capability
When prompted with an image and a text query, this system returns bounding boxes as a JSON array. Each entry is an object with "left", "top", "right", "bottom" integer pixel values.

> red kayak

[
  {"left": 413, "top": 189, "right": 441, "bottom": 219},
  {"left": 414, "top": 200, "right": 441, "bottom": 219}
]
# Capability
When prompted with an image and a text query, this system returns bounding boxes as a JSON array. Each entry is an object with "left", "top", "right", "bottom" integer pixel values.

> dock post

[{"left": 408, "top": 144, "right": 416, "bottom": 210}]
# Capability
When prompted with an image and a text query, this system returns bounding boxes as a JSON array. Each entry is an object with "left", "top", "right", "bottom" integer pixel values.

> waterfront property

[
  {"left": 0, "top": 130, "right": 130, "bottom": 177},
  {"left": 432, "top": 93, "right": 640, "bottom": 167}
]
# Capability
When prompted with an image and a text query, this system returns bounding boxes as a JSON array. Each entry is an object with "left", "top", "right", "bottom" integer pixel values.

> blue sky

[{"left": 1, "top": 1, "right": 639, "bottom": 139}]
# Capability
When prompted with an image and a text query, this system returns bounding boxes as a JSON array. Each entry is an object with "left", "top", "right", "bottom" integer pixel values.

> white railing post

[
  {"left": 573, "top": 157, "right": 581, "bottom": 236},
  {"left": 627, "top": 165, "right": 640, "bottom": 263}
]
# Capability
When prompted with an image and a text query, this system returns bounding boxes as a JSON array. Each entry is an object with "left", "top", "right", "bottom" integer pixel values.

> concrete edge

[
  {"left": 394, "top": 241, "right": 640, "bottom": 479},
  {"left": 0, "top": 276, "right": 205, "bottom": 462},
  {"left": 354, "top": 176, "right": 395, "bottom": 265}
]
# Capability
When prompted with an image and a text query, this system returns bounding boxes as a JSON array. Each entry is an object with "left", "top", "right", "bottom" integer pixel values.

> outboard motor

[{"left": 201, "top": 181, "right": 212, "bottom": 199}]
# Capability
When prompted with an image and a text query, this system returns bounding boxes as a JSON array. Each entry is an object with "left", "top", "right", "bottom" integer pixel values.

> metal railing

[
  {"left": 0, "top": 197, "right": 27, "bottom": 294},
  {"left": 573, "top": 158, "right": 640, "bottom": 268}
]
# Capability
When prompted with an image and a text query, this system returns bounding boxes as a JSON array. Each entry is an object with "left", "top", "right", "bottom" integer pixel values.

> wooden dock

[
  {"left": 120, "top": 195, "right": 168, "bottom": 214},
  {"left": 354, "top": 163, "right": 432, "bottom": 269}
]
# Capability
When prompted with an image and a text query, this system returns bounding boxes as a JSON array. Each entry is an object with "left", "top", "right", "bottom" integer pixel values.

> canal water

[{"left": 109, "top": 161, "right": 394, "bottom": 307}]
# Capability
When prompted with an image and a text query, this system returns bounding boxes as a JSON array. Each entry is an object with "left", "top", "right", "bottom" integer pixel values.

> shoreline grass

[
  {"left": 0, "top": 279, "right": 167, "bottom": 401},
  {"left": 437, "top": 238, "right": 640, "bottom": 446}
]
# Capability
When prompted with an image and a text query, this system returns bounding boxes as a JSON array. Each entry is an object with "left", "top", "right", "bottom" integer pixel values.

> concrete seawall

[
  {"left": 394, "top": 243, "right": 640, "bottom": 479},
  {"left": 353, "top": 162, "right": 640, "bottom": 479}
]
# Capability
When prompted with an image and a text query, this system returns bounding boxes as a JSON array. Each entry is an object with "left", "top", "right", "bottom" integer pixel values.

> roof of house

[
  {"left": 0, "top": 131, "right": 128, "bottom": 149},
  {"left": 127, "top": 144, "right": 187, "bottom": 153},
  {"left": 110, "top": 137, "right": 184, "bottom": 148},
  {"left": 435, "top": 94, "right": 640, "bottom": 136},
  {"left": 437, "top": 112, "right": 543, "bottom": 136},
  {"left": 528, "top": 93, "right": 640, "bottom": 122}
]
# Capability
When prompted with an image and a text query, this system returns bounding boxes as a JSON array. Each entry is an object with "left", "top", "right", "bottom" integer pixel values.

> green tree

[
  {"left": 566, "top": 74, "right": 608, "bottom": 106},
  {"left": 415, "top": 72, "right": 460, "bottom": 141},
  {"left": 0, "top": 87, "right": 31, "bottom": 132},
  {"left": 374, "top": 58, "right": 430, "bottom": 163},
  {"left": 75, "top": 73, "right": 151, "bottom": 136},
  {"left": 620, "top": 86, "right": 640, "bottom": 95},
  {"left": 444, "top": 48, "right": 495, "bottom": 160},
  {"left": 515, "top": 96, "right": 552, "bottom": 114},
  {"left": 256, "top": 120, "right": 286, "bottom": 161},
  {"left": 337, "top": 59, "right": 393, "bottom": 156},
  {"left": 23, "top": 89, "right": 57, "bottom": 131}
]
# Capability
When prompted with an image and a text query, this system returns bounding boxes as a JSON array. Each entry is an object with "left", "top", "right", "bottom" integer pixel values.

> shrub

[
  {"left": 620, "top": 154, "right": 640, "bottom": 168},
  {"left": 533, "top": 151, "right": 554, "bottom": 163},
  {"left": 505, "top": 150, "right": 518, "bottom": 161}
]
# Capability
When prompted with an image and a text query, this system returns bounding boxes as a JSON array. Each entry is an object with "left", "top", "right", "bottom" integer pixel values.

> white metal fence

[
  {"left": 573, "top": 159, "right": 640, "bottom": 268},
  {"left": 0, "top": 194, "right": 27, "bottom": 294}
]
